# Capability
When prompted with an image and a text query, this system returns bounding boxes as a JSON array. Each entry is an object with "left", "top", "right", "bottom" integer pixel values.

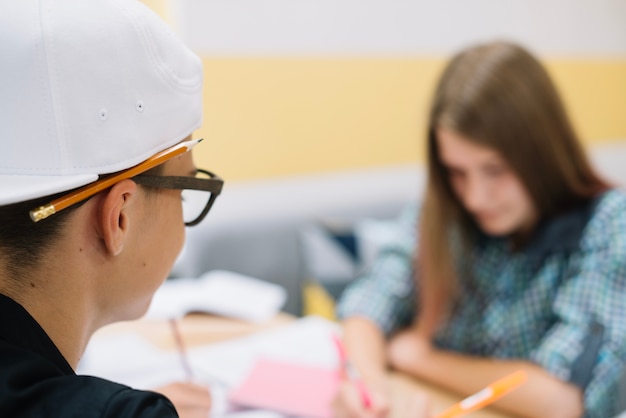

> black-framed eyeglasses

[{"left": 133, "top": 168, "right": 223, "bottom": 226}]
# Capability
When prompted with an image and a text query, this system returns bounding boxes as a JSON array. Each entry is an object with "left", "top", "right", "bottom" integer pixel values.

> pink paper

[{"left": 229, "top": 357, "right": 340, "bottom": 418}]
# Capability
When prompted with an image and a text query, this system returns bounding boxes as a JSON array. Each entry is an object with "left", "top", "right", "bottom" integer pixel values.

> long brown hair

[{"left": 418, "top": 41, "right": 608, "bottom": 333}]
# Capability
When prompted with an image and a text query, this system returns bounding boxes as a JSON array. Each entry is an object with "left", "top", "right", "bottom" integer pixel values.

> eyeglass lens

[{"left": 181, "top": 171, "right": 213, "bottom": 225}]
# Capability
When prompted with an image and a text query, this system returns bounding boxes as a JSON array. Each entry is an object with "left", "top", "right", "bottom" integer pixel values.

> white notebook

[{"left": 145, "top": 270, "right": 287, "bottom": 323}]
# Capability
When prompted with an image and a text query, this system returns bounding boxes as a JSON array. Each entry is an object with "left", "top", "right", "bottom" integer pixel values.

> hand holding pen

[
  {"left": 331, "top": 333, "right": 398, "bottom": 418},
  {"left": 332, "top": 334, "right": 374, "bottom": 407},
  {"left": 332, "top": 332, "right": 431, "bottom": 418}
]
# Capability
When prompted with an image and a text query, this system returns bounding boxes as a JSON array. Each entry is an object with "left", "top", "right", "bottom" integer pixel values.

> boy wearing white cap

[{"left": 0, "top": 0, "right": 223, "bottom": 416}]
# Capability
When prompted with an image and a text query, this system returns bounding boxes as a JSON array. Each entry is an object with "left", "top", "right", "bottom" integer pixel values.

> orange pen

[{"left": 435, "top": 370, "right": 527, "bottom": 418}]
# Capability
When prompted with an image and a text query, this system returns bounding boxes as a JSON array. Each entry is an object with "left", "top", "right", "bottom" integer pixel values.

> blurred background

[
  {"left": 140, "top": 0, "right": 626, "bottom": 315},
  {"left": 141, "top": 0, "right": 626, "bottom": 183}
]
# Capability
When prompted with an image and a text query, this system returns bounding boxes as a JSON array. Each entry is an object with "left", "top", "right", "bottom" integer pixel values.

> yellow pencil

[{"left": 435, "top": 370, "right": 527, "bottom": 418}]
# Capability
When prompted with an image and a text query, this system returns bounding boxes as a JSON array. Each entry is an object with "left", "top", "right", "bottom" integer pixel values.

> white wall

[{"left": 173, "top": 0, "right": 626, "bottom": 57}]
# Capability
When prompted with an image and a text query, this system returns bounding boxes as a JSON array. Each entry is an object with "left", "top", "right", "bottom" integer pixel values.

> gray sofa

[{"left": 170, "top": 164, "right": 424, "bottom": 315}]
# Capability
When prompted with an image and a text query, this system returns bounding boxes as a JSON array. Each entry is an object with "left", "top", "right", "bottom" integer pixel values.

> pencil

[
  {"left": 169, "top": 318, "right": 194, "bottom": 381},
  {"left": 30, "top": 138, "right": 203, "bottom": 222},
  {"left": 434, "top": 370, "right": 527, "bottom": 418}
]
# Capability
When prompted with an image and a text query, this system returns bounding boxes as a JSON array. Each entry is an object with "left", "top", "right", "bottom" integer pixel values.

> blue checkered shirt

[{"left": 337, "top": 189, "right": 626, "bottom": 418}]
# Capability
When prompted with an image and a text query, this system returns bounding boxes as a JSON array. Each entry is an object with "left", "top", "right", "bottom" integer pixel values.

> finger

[
  {"left": 333, "top": 381, "right": 389, "bottom": 418},
  {"left": 368, "top": 391, "right": 390, "bottom": 418},
  {"left": 406, "top": 392, "right": 431, "bottom": 418},
  {"left": 333, "top": 381, "right": 366, "bottom": 418},
  {"left": 176, "top": 384, "right": 212, "bottom": 408},
  {"left": 156, "top": 382, "right": 213, "bottom": 409},
  {"left": 175, "top": 405, "right": 213, "bottom": 418}
]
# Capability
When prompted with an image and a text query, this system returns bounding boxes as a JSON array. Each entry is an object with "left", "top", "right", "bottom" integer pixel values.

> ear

[{"left": 98, "top": 179, "right": 138, "bottom": 256}]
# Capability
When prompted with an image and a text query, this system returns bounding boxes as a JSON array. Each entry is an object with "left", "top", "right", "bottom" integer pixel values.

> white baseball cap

[{"left": 0, "top": 0, "right": 203, "bottom": 206}]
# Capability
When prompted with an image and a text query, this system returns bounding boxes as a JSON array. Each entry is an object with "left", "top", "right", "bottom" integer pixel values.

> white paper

[
  {"left": 78, "top": 331, "right": 232, "bottom": 416},
  {"left": 188, "top": 316, "right": 340, "bottom": 388},
  {"left": 77, "top": 316, "right": 339, "bottom": 417},
  {"left": 78, "top": 332, "right": 183, "bottom": 389},
  {"left": 145, "top": 270, "right": 287, "bottom": 323}
]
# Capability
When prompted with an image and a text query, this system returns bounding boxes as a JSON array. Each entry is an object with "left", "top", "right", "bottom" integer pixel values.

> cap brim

[{"left": 0, "top": 174, "right": 98, "bottom": 206}]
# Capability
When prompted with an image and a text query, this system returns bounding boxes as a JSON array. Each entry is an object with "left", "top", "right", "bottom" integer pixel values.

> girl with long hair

[{"left": 333, "top": 41, "right": 626, "bottom": 418}]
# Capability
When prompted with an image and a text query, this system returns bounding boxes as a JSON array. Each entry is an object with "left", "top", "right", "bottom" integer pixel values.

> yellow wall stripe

[
  {"left": 547, "top": 59, "right": 626, "bottom": 142},
  {"left": 194, "top": 58, "right": 626, "bottom": 182}
]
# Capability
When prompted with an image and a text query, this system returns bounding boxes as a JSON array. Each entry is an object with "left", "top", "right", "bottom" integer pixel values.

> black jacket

[{"left": 0, "top": 294, "right": 178, "bottom": 417}]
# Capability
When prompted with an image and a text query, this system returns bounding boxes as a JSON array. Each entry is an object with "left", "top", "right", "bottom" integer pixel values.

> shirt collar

[
  {"left": 473, "top": 194, "right": 602, "bottom": 259},
  {"left": 525, "top": 195, "right": 601, "bottom": 259}
]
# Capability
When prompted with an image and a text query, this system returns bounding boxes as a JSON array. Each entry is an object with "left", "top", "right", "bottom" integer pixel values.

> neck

[
  {"left": 1, "top": 272, "right": 95, "bottom": 370},
  {"left": 0, "top": 238, "right": 102, "bottom": 370}
]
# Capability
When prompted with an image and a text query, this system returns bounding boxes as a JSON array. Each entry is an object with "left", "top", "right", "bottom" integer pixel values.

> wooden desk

[
  {"left": 94, "top": 313, "right": 514, "bottom": 418},
  {"left": 388, "top": 372, "right": 512, "bottom": 418}
]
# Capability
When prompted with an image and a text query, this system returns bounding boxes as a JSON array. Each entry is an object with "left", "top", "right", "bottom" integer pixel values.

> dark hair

[
  {"left": 418, "top": 41, "right": 609, "bottom": 326},
  {"left": 0, "top": 193, "right": 79, "bottom": 284},
  {"left": 0, "top": 165, "right": 165, "bottom": 285}
]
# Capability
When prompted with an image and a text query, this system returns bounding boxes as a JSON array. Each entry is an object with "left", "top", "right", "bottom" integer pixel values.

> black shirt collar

[
  {"left": 473, "top": 194, "right": 601, "bottom": 259},
  {"left": 525, "top": 195, "right": 601, "bottom": 259},
  {"left": 0, "top": 293, "right": 74, "bottom": 375}
]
